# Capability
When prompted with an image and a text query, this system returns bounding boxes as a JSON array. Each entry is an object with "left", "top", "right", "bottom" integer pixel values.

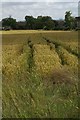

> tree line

[{"left": 1, "top": 11, "right": 79, "bottom": 30}]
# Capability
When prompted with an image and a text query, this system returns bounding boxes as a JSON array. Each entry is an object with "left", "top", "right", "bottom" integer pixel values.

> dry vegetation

[
  {"left": 34, "top": 44, "right": 61, "bottom": 76},
  {"left": 2, "top": 30, "right": 79, "bottom": 118}
]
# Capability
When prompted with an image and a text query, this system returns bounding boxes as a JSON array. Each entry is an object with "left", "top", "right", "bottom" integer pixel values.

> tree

[
  {"left": 65, "top": 11, "right": 75, "bottom": 30},
  {"left": 25, "top": 16, "right": 36, "bottom": 29},
  {"left": 16, "top": 21, "right": 26, "bottom": 30},
  {"left": 57, "top": 20, "right": 65, "bottom": 30},
  {"left": 2, "top": 16, "right": 16, "bottom": 29},
  {"left": 36, "top": 16, "right": 55, "bottom": 30}
]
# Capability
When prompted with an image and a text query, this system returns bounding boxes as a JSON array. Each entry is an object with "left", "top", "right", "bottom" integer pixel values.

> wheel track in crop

[
  {"left": 27, "top": 37, "right": 34, "bottom": 74},
  {"left": 42, "top": 36, "right": 78, "bottom": 66},
  {"left": 27, "top": 37, "right": 38, "bottom": 107},
  {"left": 42, "top": 36, "right": 65, "bottom": 65},
  {"left": 42, "top": 35, "right": 79, "bottom": 57}
]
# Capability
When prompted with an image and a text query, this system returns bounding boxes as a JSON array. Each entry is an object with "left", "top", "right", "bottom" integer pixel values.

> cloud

[
  {"left": 1, "top": 2, "right": 78, "bottom": 21},
  {"left": 1, "top": 0, "right": 79, "bottom": 2},
  {"left": 2, "top": 2, "right": 37, "bottom": 6}
]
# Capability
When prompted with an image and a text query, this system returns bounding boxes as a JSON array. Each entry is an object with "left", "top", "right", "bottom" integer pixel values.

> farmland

[{"left": 2, "top": 30, "right": 79, "bottom": 118}]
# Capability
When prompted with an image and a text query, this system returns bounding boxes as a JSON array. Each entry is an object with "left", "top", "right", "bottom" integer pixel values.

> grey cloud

[
  {"left": 1, "top": 0, "right": 79, "bottom": 2},
  {"left": 1, "top": 2, "right": 78, "bottom": 21},
  {"left": 2, "top": 2, "right": 38, "bottom": 7}
]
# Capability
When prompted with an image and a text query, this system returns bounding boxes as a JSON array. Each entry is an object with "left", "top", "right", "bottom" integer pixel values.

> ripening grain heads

[{"left": 34, "top": 44, "right": 62, "bottom": 76}]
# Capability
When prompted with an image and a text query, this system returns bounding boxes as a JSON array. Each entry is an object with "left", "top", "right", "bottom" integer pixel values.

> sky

[{"left": 0, "top": 0, "right": 79, "bottom": 21}]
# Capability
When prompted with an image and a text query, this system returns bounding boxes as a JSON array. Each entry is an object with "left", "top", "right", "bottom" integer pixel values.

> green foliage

[
  {"left": 65, "top": 11, "right": 75, "bottom": 30},
  {"left": 2, "top": 11, "right": 78, "bottom": 30},
  {"left": 2, "top": 16, "right": 16, "bottom": 29},
  {"left": 25, "top": 16, "right": 36, "bottom": 29}
]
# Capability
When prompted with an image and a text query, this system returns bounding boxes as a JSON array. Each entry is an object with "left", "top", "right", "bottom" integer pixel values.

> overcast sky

[{"left": 0, "top": 0, "right": 79, "bottom": 21}]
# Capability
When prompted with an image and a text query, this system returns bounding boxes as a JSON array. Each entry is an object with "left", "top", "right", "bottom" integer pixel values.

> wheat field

[{"left": 2, "top": 30, "right": 79, "bottom": 118}]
